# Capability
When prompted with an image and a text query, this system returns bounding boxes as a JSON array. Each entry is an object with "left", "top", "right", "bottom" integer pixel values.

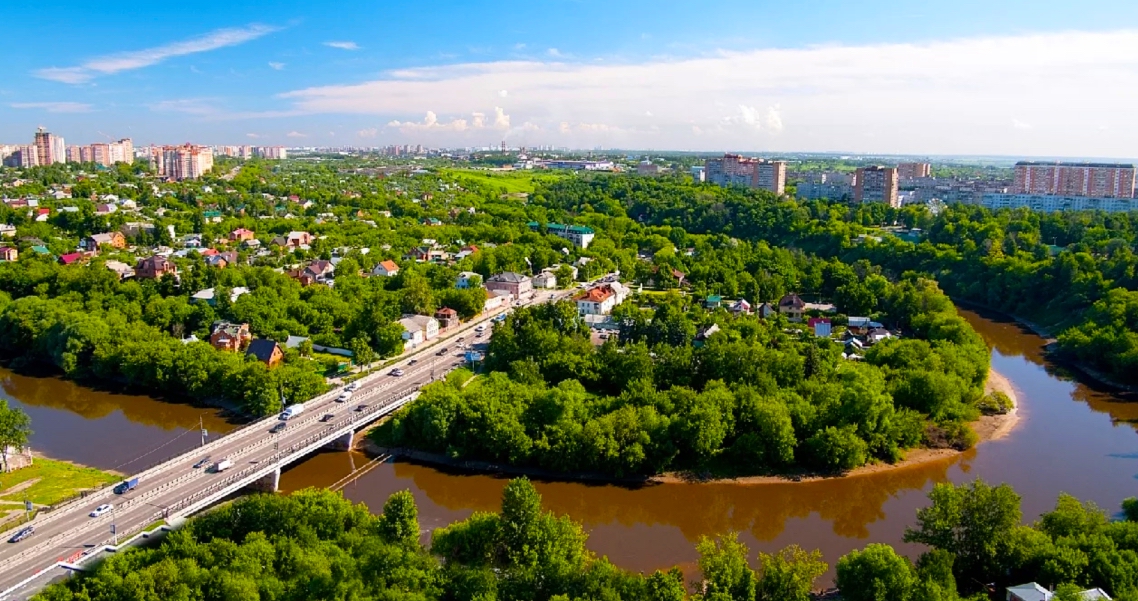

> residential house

[
  {"left": 484, "top": 289, "right": 512, "bottom": 311},
  {"left": 867, "top": 328, "right": 893, "bottom": 344},
  {"left": 271, "top": 231, "right": 313, "bottom": 248},
  {"left": 136, "top": 256, "right": 178, "bottom": 280},
  {"left": 120, "top": 222, "right": 156, "bottom": 238},
  {"left": 575, "top": 284, "right": 619, "bottom": 315},
  {"left": 1006, "top": 582, "right": 1111, "bottom": 601},
  {"left": 34, "top": 208, "right": 50, "bottom": 222},
  {"left": 808, "top": 317, "right": 832, "bottom": 338},
  {"left": 485, "top": 272, "right": 533, "bottom": 300},
  {"left": 104, "top": 260, "right": 135, "bottom": 280},
  {"left": 291, "top": 258, "right": 334, "bottom": 286},
  {"left": 532, "top": 270, "right": 557, "bottom": 289},
  {"left": 58, "top": 252, "right": 85, "bottom": 265},
  {"left": 193, "top": 287, "right": 250, "bottom": 306},
  {"left": 672, "top": 269, "right": 686, "bottom": 286},
  {"left": 405, "top": 246, "right": 449, "bottom": 263},
  {"left": 847, "top": 317, "right": 872, "bottom": 334},
  {"left": 756, "top": 302, "right": 776, "bottom": 318},
  {"left": 399, "top": 314, "right": 440, "bottom": 349},
  {"left": 705, "top": 295, "right": 723, "bottom": 309},
  {"left": 728, "top": 299, "right": 752, "bottom": 315},
  {"left": 230, "top": 228, "right": 255, "bottom": 242},
  {"left": 0, "top": 224, "right": 16, "bottom": 238},
  {"left": 435, "top": 307, "right": 459, "bottom": 330},
  {"left": 80, "top": 231, "right": 127, "bottom": 251},
  {"left": 0, "top": 247, "right": 17, "bottom": 262},
  {"left": 246, "top": 339, "right": 284, "bottom": 368},
  {"left": 456, "top": 271, "right": 483, "bottom": 289},
  {"left": 695, "top": 323, "right": 721, "bottom": 344},
  {"left": 241, "top": 238, "right": 261, "bottom": 249},
  {"left": 95, "top": 203, "right": 117, "bottom": 216},
  {"left": 778, "top": 293, "right": 806, "bottom": 322},
  {"left": 210, "top": 321, "right": 252, "bottom": 352},
  {"left": 421, "top": 217, "right": 442, "bottom": 226},
  {"left": 372, "top": 259, "right": 400, "bottom": 277}
]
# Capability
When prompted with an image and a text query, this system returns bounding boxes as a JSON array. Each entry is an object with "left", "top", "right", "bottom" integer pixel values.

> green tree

[
  {"left": 379, "top": 490, "right": 420, "bottom": 548},
  {"left": 756, "top": 544, "right": 828, "bottom": 601},
  {"left": 836, "top": 543, "right": 917, "bottom": 601},
  {"left": 696, "top": 533, "right": 756, "bottom": 601},
  {"left": 0, "top": 400, "right": 32, "bottom": 472}
]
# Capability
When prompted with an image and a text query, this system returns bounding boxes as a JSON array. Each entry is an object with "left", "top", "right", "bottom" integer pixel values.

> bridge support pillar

[
  {"left": 247, "top": 466, "right": 281, "bottom": 493},
  {"left": 328, "top": 429, "right": 355, "bottom": 451}
]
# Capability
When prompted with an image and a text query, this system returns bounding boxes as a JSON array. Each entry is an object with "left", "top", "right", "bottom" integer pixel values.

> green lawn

[
  {"left": 442, "top": 169, "right": 565, "bottom": 195},
  {"left": 0, "top": 457, "right": 120, "bottom": 508}
]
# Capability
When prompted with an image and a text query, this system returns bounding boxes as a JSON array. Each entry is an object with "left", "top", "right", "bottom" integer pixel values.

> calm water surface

[
  {"left": 0, "top": 369, "right": 237, "bottom": 474},
  {"left": 280, "top": 309, "right": 1138, "bottom": 581}
]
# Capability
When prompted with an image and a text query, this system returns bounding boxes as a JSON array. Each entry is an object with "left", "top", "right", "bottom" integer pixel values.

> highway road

[{"left": 0, "top": 284, "right": 586, "bottom": 597}]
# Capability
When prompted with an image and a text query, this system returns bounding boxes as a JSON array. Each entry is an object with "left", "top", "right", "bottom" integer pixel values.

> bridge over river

[{"left": 0, "top": 285, "right": 583, "bottom": 600}]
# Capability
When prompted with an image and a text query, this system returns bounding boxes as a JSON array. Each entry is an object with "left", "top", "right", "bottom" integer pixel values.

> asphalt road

[{"left": 0, "top": 285, "right": 581, "bottom": 595}]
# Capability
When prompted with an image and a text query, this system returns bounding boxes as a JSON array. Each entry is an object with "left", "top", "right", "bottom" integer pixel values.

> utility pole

[{"left": 199, "top": 416, "right": 207, "bottom": 447}]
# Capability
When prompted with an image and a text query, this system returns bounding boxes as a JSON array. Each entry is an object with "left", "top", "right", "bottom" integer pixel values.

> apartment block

[
  {"left": 897, "top": 162, "right": 931, "bottom": 180},
  {"left": 1013, "top": 161, "right": 1135, "bottom": 198},
  {"left": 34, "top": 127, "right": 64, "bottom": 165},
  {"left": 854, "top": 166, "right": 900, "bottom": 207},
  {"left": 148, "top": 144, "right": 214, "bottom": 180},
  {"left": 704, "top": 154, "right": 787, "bottom": 194}
]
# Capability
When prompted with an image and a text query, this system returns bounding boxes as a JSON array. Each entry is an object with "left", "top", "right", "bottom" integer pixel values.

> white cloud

[
  {"left": 149, "top": 98, "right": 219, "bottom": 115},
  {"left": 268, "top": 61, "right": 286, "bottom": 70},
  {"left": 547, "top": 48, "right": 563, "bottom": 58},
  {"left": 493, "top": 106, "right": 510, "bottom": 129},
  {"left": 287, "top": 130, "right": 307, "bottom": 138},
  {"left": 35, "top": 24, "right": 279, "bottom": 84},
  {"left": 357, "top": 127, "right": 378, "bottom": 138},
  {"left": 279, "top": 29, "right": 1138, "bottom": 153},
  {"left": 499, "top": 89, "right": 508, "bottom": 97},
  {"left": 324, "top": 41, "right": 360, "bottom": 51},
  {"left": 246, "top": 133, "right": 260, "bottom": 138},
  {"left": 1013, "top": 118, "right": 1032, "bottom": 130},
  {"left": 10, "top": 101, "right": 93, "bottom": 113},
  {"left": 514, "top": 43, "right": 526, "bottom": 50},
  {"left": 385, "top": 107, "right": 511, "bottom": 135}
]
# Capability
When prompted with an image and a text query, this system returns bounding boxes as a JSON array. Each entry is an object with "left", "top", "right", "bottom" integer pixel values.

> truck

[
  {"left": 113, "top": 477, "right": 139, "bottom": 495},
  {"left": 212, "top": 458, "right": 233, "bottom": 473},
  {"left": 280, "top": 403, "right": 305, "bottom": 420}
]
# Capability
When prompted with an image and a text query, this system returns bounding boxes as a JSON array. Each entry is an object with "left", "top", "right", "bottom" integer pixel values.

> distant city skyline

[{"left": 3, "top": 1, "right": 1138, "bottom": 157}]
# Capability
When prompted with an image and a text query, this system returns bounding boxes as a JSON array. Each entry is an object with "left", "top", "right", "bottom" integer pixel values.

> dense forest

[
  {"left": 383, "top": 272, "right": 992, "bottom": 476},
  {"left": 35, "top": 479, "right": 1138, "bottom": 601}
]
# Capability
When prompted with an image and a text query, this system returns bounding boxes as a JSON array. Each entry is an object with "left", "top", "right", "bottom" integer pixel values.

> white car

[
  {"left": 89, "top": 504, "right": 113, "bottom": 518},
  {"left": 346, "top": 381, "right": 361, "bottom": 392},
  {"left": 337, "top": 391, "right": 353, "bottom": 402}
]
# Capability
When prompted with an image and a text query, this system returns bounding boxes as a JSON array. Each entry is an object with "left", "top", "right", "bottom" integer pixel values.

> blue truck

[{"left": 113, "top": 477, "right": 139, "bottom": 494}]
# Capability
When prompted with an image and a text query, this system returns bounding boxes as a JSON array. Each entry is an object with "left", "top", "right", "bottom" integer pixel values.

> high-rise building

[
  {"left": 256, "top": 146, "right": 287, "bottom": 160},
  {"left": 33, "top": 127, "right": 64, "bottom": 165},
  {"left": 897, "top": 162, "right": 932, "bottom": 180},
  {"left": 79, "top": 146, "right": 94, "bottom": 163},
  {"left": 150, "top": 144, "right": 214, "bottom": 180},
  {"left": 1013, "top": 161, "right": 1135, "bottom": 198},
  {"left": 704, "top": 154, "right": 787, "bottom": 194},
  {"left": 855, "top": 166, "right": 900, "bottom": 206},
  {"left": 66, "top": 145, "right": 83, "bottom": 163}
]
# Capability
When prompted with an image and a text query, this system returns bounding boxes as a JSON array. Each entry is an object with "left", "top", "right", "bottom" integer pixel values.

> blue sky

[{"left": 5, "top": 0, "right": 1138, "bottom": 156}]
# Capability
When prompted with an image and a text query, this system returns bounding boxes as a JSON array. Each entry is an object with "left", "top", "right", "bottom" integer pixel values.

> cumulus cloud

[
  {"left": 268, "top": 61, "right": 286, "bottom": 70},
  {"left": 35, "top": 24, "right": 280, "bottom": 84},
  {"left": 287, "top": 131, "right": 307, "bottom": 138},
  {"left": 385, "top": 107, "right": 512, "bottom": 135},
  {"left": 10, "top": 101, "right": 93, "bottom": 113},
  {"left": 279, "top": 29, "right": 1138, "bottom": 153},
  {"left": 246, "top": 133, "right": 260, "bottom": 138},
  {"left": 324, "top": 41, "right": 360, "bottom": 50},
  {"left": 357, "top": 127, "right": 378, "bottom": 138}
]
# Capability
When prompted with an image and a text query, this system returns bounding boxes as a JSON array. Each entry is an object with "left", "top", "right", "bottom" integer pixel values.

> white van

[{"left": 280, "top": 404, "right": 305, "bottom": 420}]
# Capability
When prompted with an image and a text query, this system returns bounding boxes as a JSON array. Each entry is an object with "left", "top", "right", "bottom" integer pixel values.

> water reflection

[{"left": 0, "top": 367, "right": 237, "bottom": 473}]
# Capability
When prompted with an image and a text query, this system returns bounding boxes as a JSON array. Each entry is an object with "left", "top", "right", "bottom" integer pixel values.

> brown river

[{"left": 8, "top": 310, "right": 1138, "bottom": 581}]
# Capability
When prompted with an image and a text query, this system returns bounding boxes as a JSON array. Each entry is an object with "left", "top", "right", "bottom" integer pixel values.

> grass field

[
  {"left": 0, "top": 457, "right": 120, "bottom": 508},
  {"left": 442, "top": 168, "right": 565, "bottom": 195}
]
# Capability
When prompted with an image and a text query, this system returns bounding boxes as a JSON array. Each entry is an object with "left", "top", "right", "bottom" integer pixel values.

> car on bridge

[
  {"left": 337, "top": 391, "right": 353, "bottom": 402},
  {"left": 409, "top": 359, "right": 418, "bottom": 365},
  {"left": 192, "top": 456, "right": 211, "bottom": 469},
  {"left": 390, "top": 368, "right": 404, "bottom": 376},
  {"left": 346, "top": 381, "right": 361, "bottom": 392},
  {"left": 354, "top": 404, "right": 369, "bottom": 412},
  {"left": 270, "top": 422, "right": 287, "bottom": 434},
  {"left": 435, "top": 347, "right": 448, "bottom": 356},
  {"left": 8, "top": 526, "right": 34, "bottom": 543},
  {"left": 320, "top": 413, "right": 335, "bottom": 422},
  {"left": 89, "top": 504, "right": 113, "bottom": 518}
]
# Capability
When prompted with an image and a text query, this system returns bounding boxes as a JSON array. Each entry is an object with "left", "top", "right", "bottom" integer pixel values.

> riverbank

[
  {"left": 365, "top": 367, "right": 1021, "bottom": 487},
  {"left": 0, "top": 457, "right": 120, "bottom": 527}
]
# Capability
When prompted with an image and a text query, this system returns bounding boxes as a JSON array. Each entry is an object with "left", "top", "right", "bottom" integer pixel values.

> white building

[
  {"left": 528, "top": 222, "right": 595, "bottom": 249},
  {"left": 574, "top": 283, "right": 628, "bottom": 316},
  {"left": 980, "top": 193, "right": 1137, "bottom": 214},
  {"left": 456, "top": 271, "right": 483, "bottom": 289},
  {"left": 533, "top": 270, "right": 557, "bottom": 289},
  {"left": 399, "top": 315, "right": 439, "bottom": 349}
]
